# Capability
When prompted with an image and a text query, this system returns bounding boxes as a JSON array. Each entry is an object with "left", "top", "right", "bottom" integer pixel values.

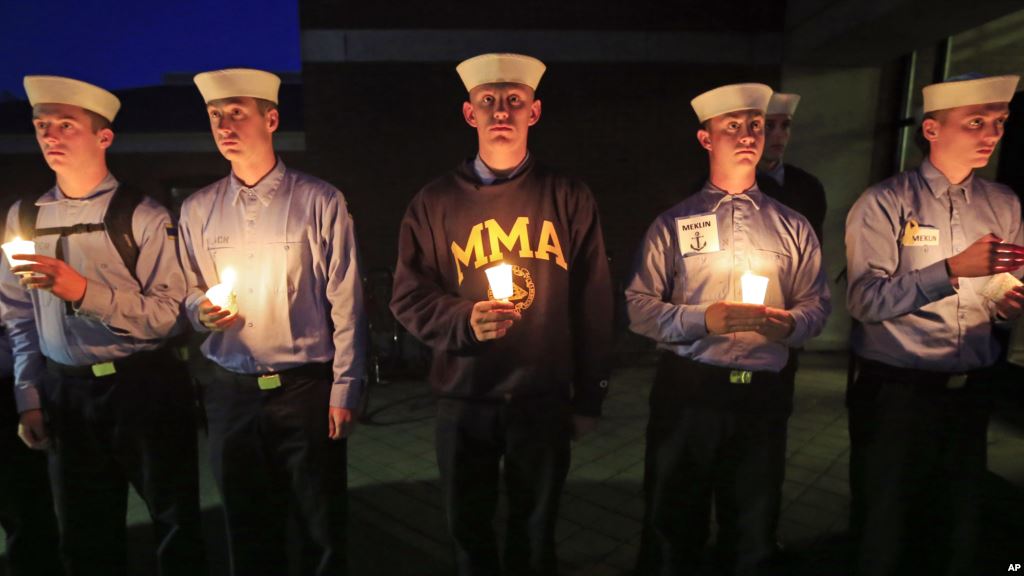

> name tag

[
  {"left": 901, "top": 220, "right": 940, "bottom": 246},
  {"left": 676, "top": 213, "right": 720, "bottom": 256}
]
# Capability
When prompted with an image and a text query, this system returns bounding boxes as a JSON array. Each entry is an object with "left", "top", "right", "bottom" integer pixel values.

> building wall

[
  {"left": 778, "top": 65, "right": 891, "bottom": 350},
  {"left": 301, "top": 61, "right": 780, "bottom": 289}
]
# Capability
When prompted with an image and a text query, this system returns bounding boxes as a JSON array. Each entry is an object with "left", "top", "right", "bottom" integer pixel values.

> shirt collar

[
  {"left": 920, "top": 157, "right": 973, "bottom": 204},
  {"left": 230, "top": 158, "right": 286, "bottom": 207},
  {"left": 703, "top": 180, "right": 763, "bottom": 212},
  {"left": 37, "top": 172, "right": 119, "bottom": 206},
  {"left": 473, "top": 152, "right": 530, "bottom": 185}
]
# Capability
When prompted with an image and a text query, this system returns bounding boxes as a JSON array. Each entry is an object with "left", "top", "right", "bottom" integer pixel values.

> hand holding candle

[
  {"left": 205, "top": 267, "right": 238, "bottom": 316},
  {"left": 2, "top": 237, "right": 36, "bottom": 275}
]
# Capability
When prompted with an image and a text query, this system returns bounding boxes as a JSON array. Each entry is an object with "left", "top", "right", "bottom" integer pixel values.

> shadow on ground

[{"left": 1, "top": 471, "right": 1020, "bottom": 576}]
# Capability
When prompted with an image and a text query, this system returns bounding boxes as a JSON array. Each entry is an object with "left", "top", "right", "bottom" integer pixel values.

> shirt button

[
  {"left": 247, "top": 322, "right": 254, "bottom": 328},
  {"left": 248, "top": 253, "right": 254, "bottom": 259},
  {"left": 248, "top": 288, "right": 254, "bottom": 294},
  {"left": 284, "top": 245, "right": 290, "bottom": 251}
]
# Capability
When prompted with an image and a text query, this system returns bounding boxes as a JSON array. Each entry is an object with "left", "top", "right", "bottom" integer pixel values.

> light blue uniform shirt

[
  {"left": 625, "top": 182, "right": 830, "bottom": 372},
  {"left": 178, "top": 160, "right": 367, "bottom": 409},
  {"left": 846, "top": 158, "right": 1024, "bottom": 371},
  {"left": 0, "top": 173, "right": 187, "bottom": 411}
]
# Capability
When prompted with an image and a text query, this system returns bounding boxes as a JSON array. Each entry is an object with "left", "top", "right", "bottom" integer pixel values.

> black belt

[
  {"left": 660, "top": 353, "right": 781, "bottom": 386},
  {"left": 209, "top": 360, "right": 332, "bottom": 386},
  {"left": 45, "top": 347, "right": 175, "bottom": 379},
  {"left": 857, "top": 358, "right": 988, "bottom": 390}
]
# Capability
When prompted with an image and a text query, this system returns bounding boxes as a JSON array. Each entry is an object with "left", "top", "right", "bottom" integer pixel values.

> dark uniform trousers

[
  {"left": 0, "top": 376, "right": 63, "bottom": 576},
  {"left": 202, "top": 360, "right": 348, "bottom": 576},
  {"left": 41, "top": 348, "right": 206, "bottom": 576},
  {"left": 848, "top": 359, "right": 989, "bottom": 576},
  {"left": 435, "top": 396, "right": 572, "bottom": 576},
  {"left": 637, "top": 353, "right": 793, "bottom": 576}
]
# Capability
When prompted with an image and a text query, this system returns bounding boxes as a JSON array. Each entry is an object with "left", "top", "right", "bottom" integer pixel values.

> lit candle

[
  {"left": 485, "top": 263, "right": 514, "bottom": 301},
  {"left": 1, "top": 236, "right": 36, "bottom": 275},
  {"left": 205, "top": 267, "right": 238, "bottom": 315},
  {"left": 741, "top": 270, "right": 769, "bottom": 305}
]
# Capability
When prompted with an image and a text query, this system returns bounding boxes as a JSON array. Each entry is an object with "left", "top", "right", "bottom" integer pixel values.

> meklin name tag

[
  {"left": 676, "top": 213, "right": 720, "bottom": 256},
  {"left": 901, "top": 219, "right": 940, "bottom": 247}
]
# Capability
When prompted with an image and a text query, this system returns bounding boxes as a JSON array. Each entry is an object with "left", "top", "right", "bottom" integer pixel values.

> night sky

[{"left": 0, "top": 0, "right": 300, "bottom": 99}]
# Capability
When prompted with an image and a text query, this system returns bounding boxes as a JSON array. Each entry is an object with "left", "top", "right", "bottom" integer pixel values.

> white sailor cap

[
  {"left": 456, "top": 53, "right": 546, "bottom": 93},
  {"left": 193, "top": 68, "right": 281, "bottom": 105},
  {"left": 691, "top": 83, "right": 773, "bottom": 123},
  {"left": 23, "top": 76, "right": 121, "bottom": 122},
  {"left": 766, "top": 92, "right": 800, "bottom": 117},
  {"left": 923, "top": 74, "right": 1019, "bottom": 113}
]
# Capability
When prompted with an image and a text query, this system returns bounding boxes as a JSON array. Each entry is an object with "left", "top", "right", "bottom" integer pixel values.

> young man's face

[
  {"left": 924, "top": 102, "right": 1010, "bottom": 170},
  {"left": 206, "top": 96, "right": 278, "bottom": 163},
  {"left": 762, "top": 113, "right": 791, "bottom": 165},
  {"left": 32, "top": 103, "right": 111, "bottom": 176},
  {"left": 698, "top": 109, "right": 765, "bottom": 172},
  {"left": 462, "top": 83, "right": 541, "bottom": 153}
]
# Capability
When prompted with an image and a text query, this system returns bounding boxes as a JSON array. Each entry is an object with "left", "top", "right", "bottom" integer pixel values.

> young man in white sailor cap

[
  {"left": 390, "top": 53, "right": 613, "bottom": 575},
  {"left": 179, "top": 68, "right": 366, "bottom": 576},
  {"left": 757, "top": 92, "right": 827, "bottom": 244},
  {"left": 0, "top": 76, "right": 205, "bottom": 575},
  {"left": 626, "top": 83, "right": 830, "bottom": 575},
  {"left": 178, "top": 68, "right": 366, "bottom": 575},
  {"left": 846, "top": 73, "right": 1024, "bottom": 576}
]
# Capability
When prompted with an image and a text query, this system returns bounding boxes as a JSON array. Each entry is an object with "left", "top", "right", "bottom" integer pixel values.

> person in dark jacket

[
  {"left": 390, "top": 52, "right": 614, "bottom": 576},
  {"left": 756, "top": 92, "right": 827, "bottom": 245}
]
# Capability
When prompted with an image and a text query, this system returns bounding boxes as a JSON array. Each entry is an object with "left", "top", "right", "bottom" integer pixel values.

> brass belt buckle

[
  {"left": 947, "top": 374, "right": 968, "bottom": 389},
  {"left": 729, "top": 370, "right": 753, "bottom": 384}
]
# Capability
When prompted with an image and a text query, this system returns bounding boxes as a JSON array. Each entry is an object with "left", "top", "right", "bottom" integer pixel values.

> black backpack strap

[
  {"left": 17, "top": 196, "right": 40, "bottom": 240},
  {"left": 12, "top": 186, "right": 145, "bottom": 287},
  {"left": 35, "top": 222, "right": 106, "bottom": 236},
  {"left": 103, "top": 184, "right": 145, "bottom": 288}
]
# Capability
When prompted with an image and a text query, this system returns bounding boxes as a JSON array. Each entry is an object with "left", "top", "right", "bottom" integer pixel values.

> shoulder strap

[
  {"left": 104, "top": 184, "right": 145, "bottom": 287},
  {"left": 17, "top": 195, "right": 40, "bottom": 239},
  {"left": 14, "top": 186, "right": 145, "bottom": 286}
]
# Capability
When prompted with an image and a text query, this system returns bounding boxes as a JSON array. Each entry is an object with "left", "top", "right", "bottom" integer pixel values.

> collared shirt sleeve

[
  {"left": 75, "top": 199, "right": 187, "bottom": 339},
  {"left": 846, "top": 186, "right": 956, "bottom": 323},
  {"left": 177, "top": 201, "right": 213, "bottom": 334},
  {"left": 567, "top": 183, "right": 613, "bottom": 417},
  {"left": 0, "top": 202, "right": 44, "bottom": 412},
  {"left": 390, "top": 191, "right": 479, "bottom": 354},
  {"left": 781, "top": 222, "right": 831, "bottom": 347},
  {"left": 625, "top": 217, "right": 711, "bottom": 344},
  {"left": 322, "top": 190, "right": 368, "bottom": 410}
]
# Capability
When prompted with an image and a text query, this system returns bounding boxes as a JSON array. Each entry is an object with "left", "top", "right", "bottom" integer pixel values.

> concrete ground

[{"left": 2, "top": 351, "right": 1023, "bottom": 575}]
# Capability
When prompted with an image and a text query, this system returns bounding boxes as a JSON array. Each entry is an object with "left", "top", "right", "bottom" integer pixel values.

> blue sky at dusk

[{"left": 0, "top": 0, "right": 300, "bottom": 99}]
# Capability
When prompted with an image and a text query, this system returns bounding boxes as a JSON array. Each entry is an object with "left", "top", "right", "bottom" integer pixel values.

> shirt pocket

[
  {"left": 896, "top": 227, "right": 944, "bottom": 275},
  {"left": 676, "top": 250, "right": 732, "bottom": 304},
  {"left": 264, "top": 240, "right": 310, "bottom": 301},
  {"left": 751, "top": 248, "right": 791, "bottom": 309},
  {"left": 206, "top": 244, "right": 240, "bottom": 283}
]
